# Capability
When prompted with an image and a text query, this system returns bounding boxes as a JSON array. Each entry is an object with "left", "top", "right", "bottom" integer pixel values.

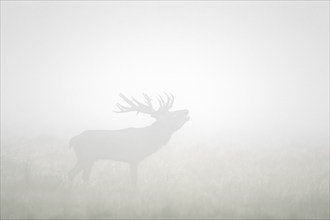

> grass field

[{"left": 1, "top": 135, "right": 329, "bottom": 219}]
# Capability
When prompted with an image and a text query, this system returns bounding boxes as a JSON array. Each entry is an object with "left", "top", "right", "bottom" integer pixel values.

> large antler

[
  {"left": 115, "top": 93, "right": 156, "bottom": 114},
  {"left": 114, "top": 93, "right": 174, "bottom": 115}
]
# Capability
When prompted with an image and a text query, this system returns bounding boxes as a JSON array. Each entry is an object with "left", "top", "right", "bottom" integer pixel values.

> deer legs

[
  {"left": 68, "top": 160, "right": 94, "bottom": 183},
  {"left": 69, "top": 159, "right": 138, "bottom": 185},
  {"left": 82, "top": 161, "right": 94, "bottom": 182},
  {"left": 130, "top": 162, "right": 139, "bottom": 186},
  {"left": 68, "top": 161, "right": 82, "bottom": 181}
]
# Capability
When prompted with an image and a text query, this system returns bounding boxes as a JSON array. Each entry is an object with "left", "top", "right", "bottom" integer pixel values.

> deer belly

[{"left": 73, "top": 134, "right": 156, "bottom": 162}]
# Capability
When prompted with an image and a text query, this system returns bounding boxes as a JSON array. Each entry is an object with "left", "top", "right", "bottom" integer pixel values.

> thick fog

[{"left": 1, "top": 1, "right": 329, "bottom": 219}]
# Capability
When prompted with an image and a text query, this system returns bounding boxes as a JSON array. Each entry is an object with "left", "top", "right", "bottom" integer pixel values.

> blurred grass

[{"left": 1, "top": 136, "right": 329, "bottom": 219}]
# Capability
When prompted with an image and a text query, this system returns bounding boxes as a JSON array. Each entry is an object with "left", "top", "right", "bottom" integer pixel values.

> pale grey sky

[{"left": 1, "top": 1, "right": 329, "bottom": 144}]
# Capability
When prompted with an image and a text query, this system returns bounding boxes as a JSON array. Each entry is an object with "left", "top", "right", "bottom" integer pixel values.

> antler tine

[
  {"left": 157, "top": 98, "right": 163, "bottom": 110},
  {"left": 131, "top": 97, "right": 144, "bottom": 106},
  {"left": 119, "top": 93, "right": 136, "bottom": 107},
  {"left": 164, "top": 92, "right": 171, "bottom": 108},
  {"left": 163, "top": 92, "right": 174, "bottom": 110},
  {"left": 159, "top": 95, "right": 166, "bottom": 106},
  {"left": 132, "top": 96, "right": 154, "bottom": 111},
  {"left": 116, "top": 104, "right": 127, "bottom": 110},
  {"left": 143, "top": 93, "right": 152, "bottom": 106},
  {"left": 157, "top": 95, "right": 166, "bottom": 111},
  {"left": 114, "top": 103, "right": 133, "bottom": 113},
  {"left": 114, "top": 93, "right": 138, "bottom": 113},
  {"left": 169, "top": 93, "right": 174, "bottom": 109}
]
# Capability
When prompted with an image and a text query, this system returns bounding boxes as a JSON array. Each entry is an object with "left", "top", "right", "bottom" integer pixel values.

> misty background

[
  {"left": 2, "top": 1, "right": 328, "bottom": 144},
  {"left": 1, "top": 1, "right": 329, "bottom": 219}
]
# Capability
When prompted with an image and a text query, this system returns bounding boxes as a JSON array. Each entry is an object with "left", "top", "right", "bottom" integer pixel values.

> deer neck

[{"left": 147, "top": 120, "right": 175, "bottom": 139}]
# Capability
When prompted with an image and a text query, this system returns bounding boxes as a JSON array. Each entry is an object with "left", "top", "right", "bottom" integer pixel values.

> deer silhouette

[{"left": 68, "top": 93, "right": 189, "bottom": 185}]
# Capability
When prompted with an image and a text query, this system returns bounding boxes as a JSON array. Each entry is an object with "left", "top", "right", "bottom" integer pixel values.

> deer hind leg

[
  {"left": 82, "top": 161, "right": 95, "bottom": 183},
  {"left": 130, "top": 162, "right": 139, "bottom": 186},
  {"left": 68, "top": 161, "right": 84, "bottom": 181}
]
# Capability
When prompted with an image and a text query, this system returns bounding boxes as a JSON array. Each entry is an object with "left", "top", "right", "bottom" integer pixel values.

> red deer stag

[{"left": 68, "top": 93, "right": 189, "bottom": 185}]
